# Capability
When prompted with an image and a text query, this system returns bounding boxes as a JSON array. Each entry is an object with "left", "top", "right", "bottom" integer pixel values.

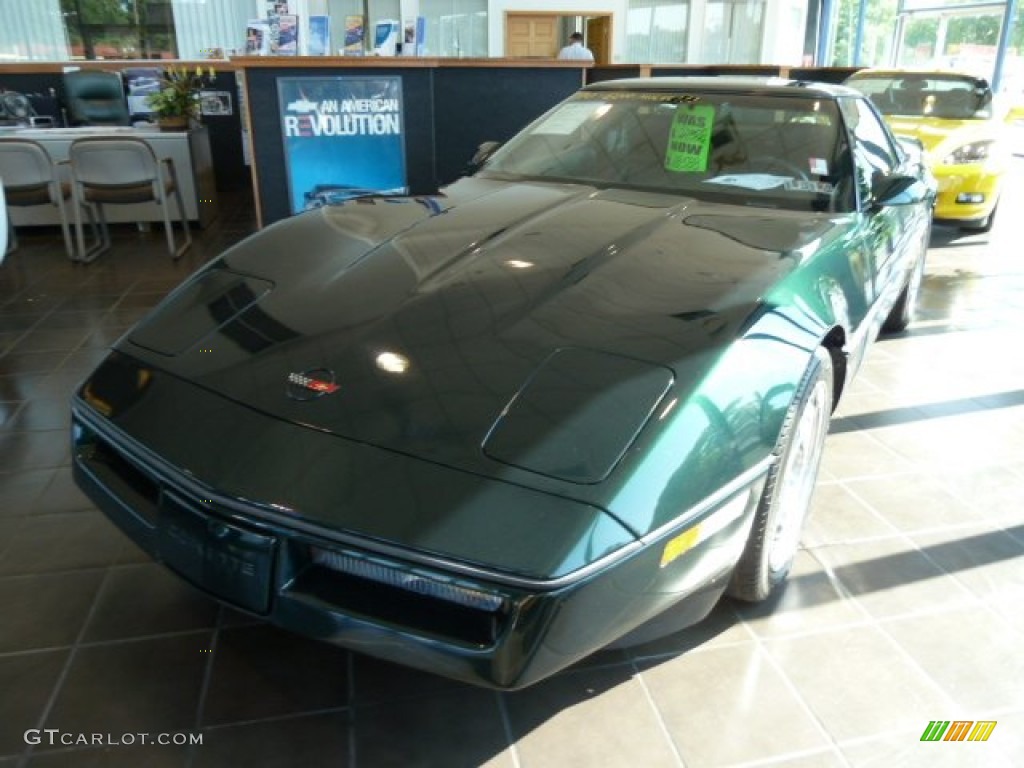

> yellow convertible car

[{"left": 846, "top": 69, "right": 1014, "bottom": 231}]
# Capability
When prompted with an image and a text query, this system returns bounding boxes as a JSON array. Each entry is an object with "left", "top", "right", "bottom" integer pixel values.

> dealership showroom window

[{"left": 2, "top": 0, "right": 1024, "bottom": 766}]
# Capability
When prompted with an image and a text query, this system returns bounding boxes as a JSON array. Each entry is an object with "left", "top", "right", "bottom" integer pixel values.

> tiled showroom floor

[{"left": 2, "top": 159, "right": 1024, "bottom": 768}]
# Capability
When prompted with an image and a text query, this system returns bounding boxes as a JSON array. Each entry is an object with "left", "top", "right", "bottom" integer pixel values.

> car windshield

[
  {"left": 847, "top": 73, "right": 992, "bottom": 120},
  {"left": 479, "top": 89, "right": 852, "bottom": 213}
]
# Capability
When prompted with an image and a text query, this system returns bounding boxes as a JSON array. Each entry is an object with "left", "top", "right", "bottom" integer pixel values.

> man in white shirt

[{"left": 557, "top": 32, "right": 594, "bottom": 62}]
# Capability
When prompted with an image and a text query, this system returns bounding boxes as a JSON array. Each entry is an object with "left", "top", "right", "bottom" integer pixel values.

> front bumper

[
  {"left": 931, "top": 164, "right": 1001, "bottom": 224},
  {"left": 71, "top": 362, "right": 762, "bottom": 688}
]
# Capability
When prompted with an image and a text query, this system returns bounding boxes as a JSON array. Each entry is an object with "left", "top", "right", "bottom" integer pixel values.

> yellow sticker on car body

[{"left": 660, "top": 525, "right": 701, "bottom": 568}]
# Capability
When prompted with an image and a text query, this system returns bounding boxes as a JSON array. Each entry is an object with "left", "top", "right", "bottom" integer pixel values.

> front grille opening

[
  {"left": 286, "top": 550, "right": 508, "bottom": 648},
  {"left": 82, "top": 436, "right": 160, "bottom": 524}
]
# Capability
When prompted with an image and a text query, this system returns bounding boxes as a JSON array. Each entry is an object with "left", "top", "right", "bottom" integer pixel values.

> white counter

[{"left": 3, "top": 125, "right": 218, "bottom": 228}]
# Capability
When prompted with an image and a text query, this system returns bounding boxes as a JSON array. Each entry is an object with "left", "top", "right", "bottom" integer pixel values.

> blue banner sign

[{"left": 277, "top": 76, "right": 407, "bottom": 213}]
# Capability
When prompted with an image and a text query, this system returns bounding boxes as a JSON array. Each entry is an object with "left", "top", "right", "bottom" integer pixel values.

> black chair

[{"left": 63, "top": 71, "right": 131, "bottom": 127}]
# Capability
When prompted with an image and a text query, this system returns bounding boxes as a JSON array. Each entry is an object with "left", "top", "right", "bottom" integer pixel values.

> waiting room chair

[
  {"left": 63, "top": 70, "right": 131, "bottom": 127},
  {"left": 68, "top": 137, "right": 191, "bottom": 261},
  {"left": 0, "top": 138, "right": 82, "bottom": 261}
]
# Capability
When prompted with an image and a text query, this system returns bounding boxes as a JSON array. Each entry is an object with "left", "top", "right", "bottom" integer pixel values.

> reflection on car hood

[
  {"left": 885, "top": 116, "right": 1002, "bottom": 157},
  {"left": 123, "top": 176, "right": 837, "bottom": 483}
]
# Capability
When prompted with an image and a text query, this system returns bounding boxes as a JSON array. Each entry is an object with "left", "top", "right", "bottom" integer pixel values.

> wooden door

[
  {"left": 506, "top": 14, "right": 559, "bottom": 58},
  {"left": 586, "top": 16, "right": 611, "bottom": 65}
]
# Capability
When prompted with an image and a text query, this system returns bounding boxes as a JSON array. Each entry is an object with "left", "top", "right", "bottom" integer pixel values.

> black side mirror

[{"left": 871, "top": 170, "right": 929, "bottom": 207}]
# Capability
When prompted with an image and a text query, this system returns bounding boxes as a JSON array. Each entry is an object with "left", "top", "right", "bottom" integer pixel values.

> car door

[{"left": 839, "top": 96, "right": 923, "bottom": 312}]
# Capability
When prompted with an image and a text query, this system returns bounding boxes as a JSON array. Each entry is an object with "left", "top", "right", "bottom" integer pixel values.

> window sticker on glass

[
  {"left": 534, "top": 102, "right": 608, "bottom": 135},
  {"left": 706, "top": 174, "right": 789, "bottom": 190},
  {"left": 784, "top": 179, "right": 836, "bottom": 194},
  {"left": 664, "top": 104, "right": 715, "bottom": 172},
  {"left": 809, "top": 157, "right": 829, "bottom": 175}
]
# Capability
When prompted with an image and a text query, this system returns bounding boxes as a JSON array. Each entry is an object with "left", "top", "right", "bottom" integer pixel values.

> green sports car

[{"left": 72, "top": 77, "right": 935, "bottom": 689}]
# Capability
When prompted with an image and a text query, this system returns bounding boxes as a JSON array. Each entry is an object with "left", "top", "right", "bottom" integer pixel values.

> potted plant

[{"left": 147, "top": 65, "right": 215, "bottom": 130}]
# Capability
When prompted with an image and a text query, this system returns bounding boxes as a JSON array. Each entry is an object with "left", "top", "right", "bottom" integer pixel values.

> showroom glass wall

[
  {"left": 626, "top": 1, "right": 690, "bottom": 62},
  {"left": 705, "top": 0, "right": 767, "bottom": 62},
  {"left": 829, "top": 0, "right": 1024, "bottom": 92},
  {"left": 0, "top": 0, "right": 777, "bottom": 64},
  {"left": 0, "top": 0, "right": 486, "bottom": 60}
]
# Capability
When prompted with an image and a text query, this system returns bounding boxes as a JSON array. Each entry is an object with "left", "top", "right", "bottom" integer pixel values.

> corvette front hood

[{"left": 122, "top": 177, "right": 835, "bottom": 484}]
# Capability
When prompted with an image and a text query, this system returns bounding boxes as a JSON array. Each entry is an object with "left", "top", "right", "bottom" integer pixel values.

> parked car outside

[
  {"left": 845, "top": 68, "right": 1014, "bottom": 231},
  {"left": 71, "top": 77, "right": 935, "bottom": 689}
]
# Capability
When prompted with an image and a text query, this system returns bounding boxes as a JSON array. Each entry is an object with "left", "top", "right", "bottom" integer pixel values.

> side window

[{"left": 838, "top": 97, "right": 902, "bottom": 206}]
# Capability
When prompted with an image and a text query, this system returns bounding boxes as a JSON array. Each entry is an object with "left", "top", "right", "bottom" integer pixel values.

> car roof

[
  {"left": 582, "top": 76, "right": 862, "bottom": 100},
  {"left": 847, "top": 68, "right": 990, "bottom": 89}
]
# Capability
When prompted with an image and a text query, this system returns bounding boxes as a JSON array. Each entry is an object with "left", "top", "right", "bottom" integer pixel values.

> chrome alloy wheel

[{"left": 766, "top": 375, "right": 830, "bottom": 573}]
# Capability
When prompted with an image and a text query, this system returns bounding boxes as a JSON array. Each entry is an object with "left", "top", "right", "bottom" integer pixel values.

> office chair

[
  {"left": 63, "top": 70, "right": 131, "bottom": 127},
  {"left": 0, "top": 138, "right": 91, "bottom": 261},
  {"left": 68, "top": 137, "right": 191, "bottom": 261}
]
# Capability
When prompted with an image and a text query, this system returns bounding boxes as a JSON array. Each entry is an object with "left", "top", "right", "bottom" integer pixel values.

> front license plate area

[{"left": 158, "top": 493, "right": 276, "bottom": 614}]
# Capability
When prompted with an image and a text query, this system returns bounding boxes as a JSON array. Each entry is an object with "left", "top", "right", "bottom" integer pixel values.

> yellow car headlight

[{"left": 944, "top": 141, "right": 993, "bottom": 165}]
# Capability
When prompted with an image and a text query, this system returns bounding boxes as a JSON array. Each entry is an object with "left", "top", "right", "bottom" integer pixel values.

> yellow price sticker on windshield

[{"left": 665, "top": 104, "right": 715, "bottom": 173}]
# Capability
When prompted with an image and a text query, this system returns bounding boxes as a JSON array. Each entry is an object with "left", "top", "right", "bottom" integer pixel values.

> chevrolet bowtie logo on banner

[{"left": 920, "top": 720, "right": 997, "bottom": 742}]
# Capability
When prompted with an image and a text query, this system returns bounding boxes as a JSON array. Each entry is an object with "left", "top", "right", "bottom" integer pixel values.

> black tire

[
  {"left": 960, "top": 201, "right": 997, "bottom": 233},
  {"left": 977, "top": 201, "right": 997, "bottom": 233},
  {"left": 728, "top": 346, "right": 833, "bottom": 602},
  {"left": 882, "top": 222, "right": 930, "bottom": 334}
]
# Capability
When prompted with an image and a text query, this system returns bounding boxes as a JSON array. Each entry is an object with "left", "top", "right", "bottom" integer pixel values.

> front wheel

[{"left": 728, "top": 347, "right": 833, "bottom": 602}]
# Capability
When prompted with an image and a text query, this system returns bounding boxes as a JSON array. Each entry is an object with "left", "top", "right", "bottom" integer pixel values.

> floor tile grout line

[
  {"left": 630, "top": 660, "right": 688, "bottom": 768},
  {"left": 823, "top": 638, "right": 1024, "bottom": 765},
  {"left": 347, "top": 647, "right": 357, "bottom": 768},
  {"left": 493, "top": 691, "right": 522, "bottom": 768},
  {"left": 0, "top": 626, "right": 216, "bottom": 661},
  {"left": 725, "top": 744, "right": 849, "bottom": 768},
  {"left": 626, "top": 634, "right": 758, "bottom": 664},
  {"left": 877, "top": 540, "right": 1024, "bottom": 641},
  {"left": 831, "top": 477, "right": 902, "bottom": 537},
  {"left": 873, "top": 600, "right": 1024, "bottom": 639},
  {"left": 806, "top": 488, "right": 997, "bottom": 604},
  {"left": 734, "top": 613, "right": 879, "bottom": 645},
  {"left": 801, "top": 518, "right": 1017, "bottom": 551},
  {"left": 186, "top": 608, "right": 223, "bottom": 768},
  {"left": 749, "top": 634, "right": 855, "bottom": 768},
  {"left": 829, "top": 474, "right": 992, "bottom": 545},
  {"left": 192, "top": 704, "right": 354, "bottom": 736},
  {"left": 858, "top": 616, "right": 967, "bottom": 713},
  {"left": 801, "top": 535, "right": 989, "bottom": 627},
  {"left": 17, "top": 564, "right": 114, "bottom": 768}
]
